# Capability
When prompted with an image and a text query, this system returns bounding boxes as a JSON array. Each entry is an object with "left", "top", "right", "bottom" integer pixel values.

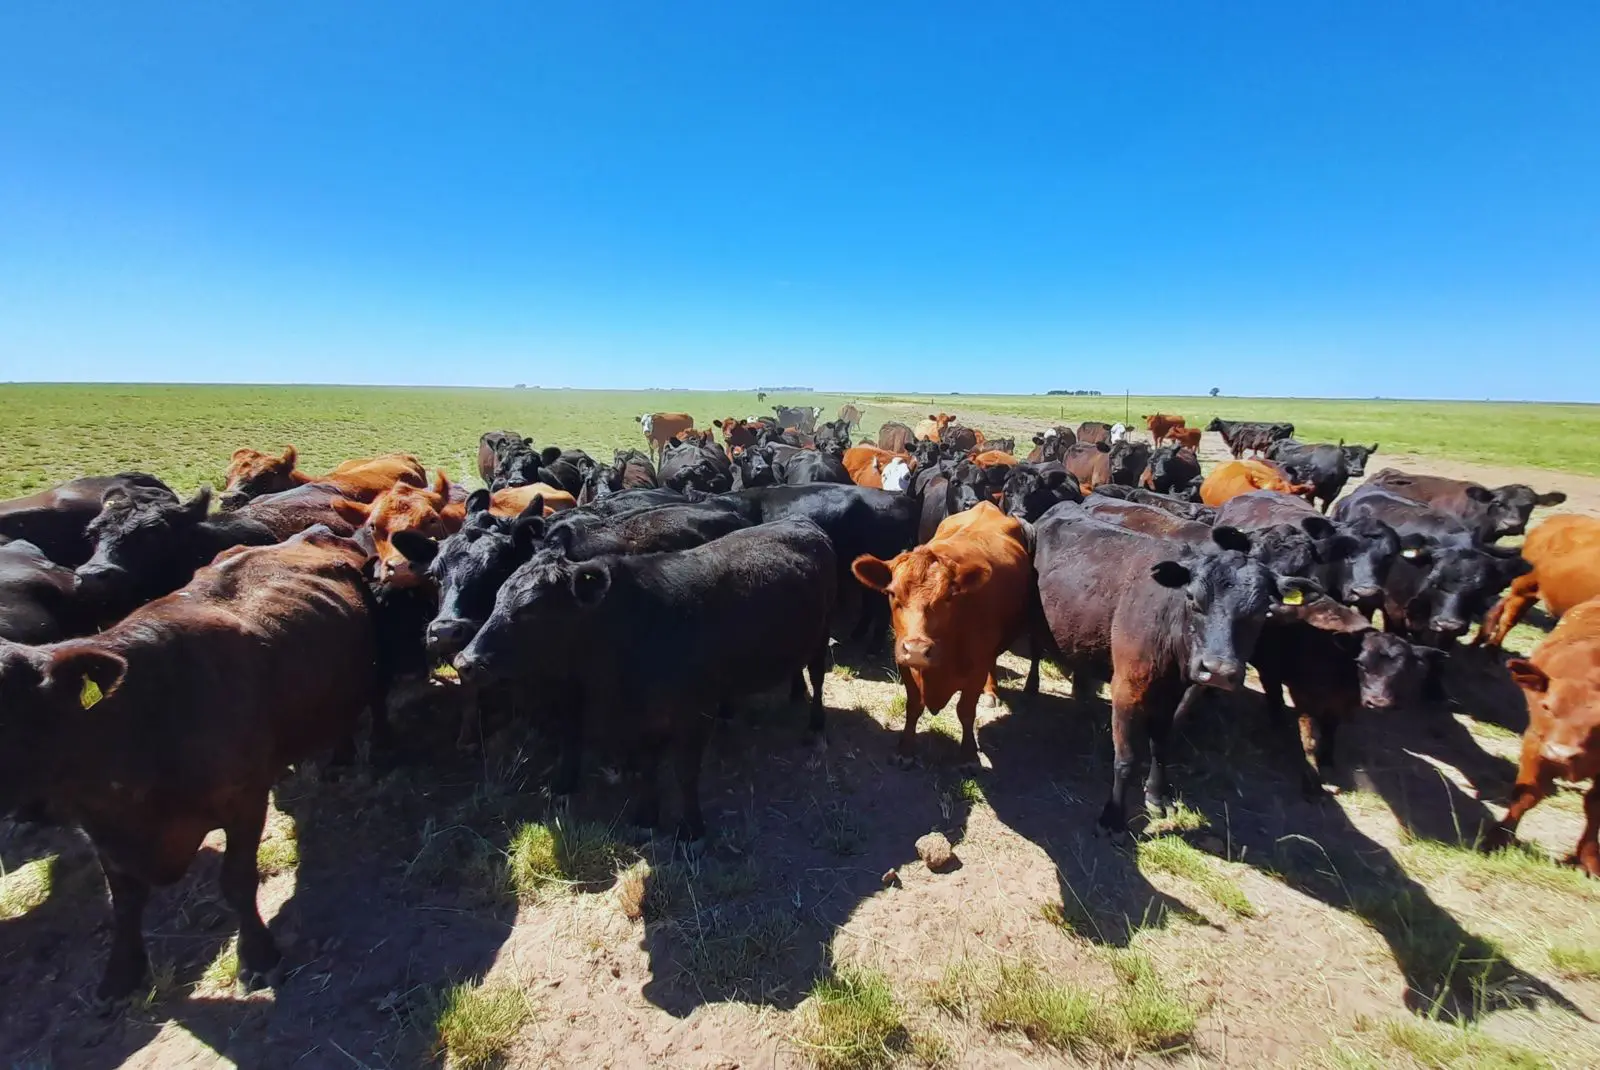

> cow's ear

[
  {"left": 47, "top": 647, "right": 128, "bottom": 709},
  {"left": 1275, "top": 590, "right": 1367, "bottom": 632},
  {"left": 952, "top": 558, "right": 993, "bottom": 592},
  {"left": 391, "top": 529, "right": 439, "bottom": 566},
  {"left": 331, "top": 497, "right": 371, "bottom": 525},
  {"left": 1398, "top": 533, "right": 1432, "bottom": 564},
  {"left": 1095, "top": 442, "right": 1110, "bottom": 453},
  {"left": 1536, "top": 491, "right": 1568, "bottom": 507},
  {"left": 1032, "top": 434, "right": 1045, "bottom": 445},
  {"left": 466, "top": 489, "right": 492, "bottom": 515},
  {"left": 429, "top": 469, "right": 451, "bottom": 501},
  {"left": 1043, "top": 470, "right": 1069, "bottom": 490},
  {"left": 570, "top": 562, "right": 611, "bottom": 608},
  {"left": 1465, "top": 485, "right": 1496, "bottom": 504},
  {"left": 184, "top": 486, "right": 213, "bottom": 521},
  {"left": 1300, "top": 516, "right": 1337, "bottom": 541},
  {"left": 1150, "top": 561, "right": 1192, "bottom": 588},
  {"left": 852, "top": 555, "right": 895, "bottom": 593},
  {"left": 541, "top": 446, "right": 563, "bottom": 466},
  {"left": 1211, "top": 525, "right": 1252, "bottom": 554},
  {"left": 280, "top": 445, "right": 298, "bottom": 469},
  {"left": 1507, "top": 659, "right": 1549, "bottom": 693},
  {"left": 512, "top": 514, "right": 546, "bottom": 551}
]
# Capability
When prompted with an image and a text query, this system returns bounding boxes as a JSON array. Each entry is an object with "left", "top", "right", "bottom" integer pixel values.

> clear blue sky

[{"left": 2, "top": 3, "right": 1596, "bottom": 399}]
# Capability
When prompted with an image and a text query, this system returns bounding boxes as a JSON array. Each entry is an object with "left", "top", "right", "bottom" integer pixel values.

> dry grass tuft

[
  {"left": 195, "top": 938, "right": 240, "bottom": 995},
  {"left": 1548, "top": 942, "right": 1600, "bottom": 979},
  {"left": 0, "top": 855, "right": 55, "bottom": 920},
  {"left": 795, "top": 966, "right": 913, "bottom": 1070},
  {"left": 1312, "top": 1015, "right": 1555, "bottom": 1069}
]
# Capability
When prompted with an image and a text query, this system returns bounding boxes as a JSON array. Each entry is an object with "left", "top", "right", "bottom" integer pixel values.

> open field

[
  {"left": 3, "top": 384, "right": 1600, "bottom": 1068},
  {"left": 3, "top": 385, "right": 1600, "bottom": 502}
]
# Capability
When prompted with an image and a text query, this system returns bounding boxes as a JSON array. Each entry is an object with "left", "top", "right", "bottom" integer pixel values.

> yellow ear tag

[
  {"left": 1281, "top": 588, "right": 1305, "bottom": 606},
  {"left": 80, "top": 676, "right": 104, "bottom": 709}
]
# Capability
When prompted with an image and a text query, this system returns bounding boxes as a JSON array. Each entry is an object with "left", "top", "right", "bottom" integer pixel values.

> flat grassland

[
  {"left": 3, "top": 382, "right": 1600, "bottom": 1069},
  {"left": 2, "top": 384, "right": 1598, "bottom": 499}
]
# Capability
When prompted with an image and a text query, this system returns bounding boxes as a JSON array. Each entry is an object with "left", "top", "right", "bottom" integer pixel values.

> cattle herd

[{"left": 3, "top": 401, "right": 1599, "bottom": 1012}]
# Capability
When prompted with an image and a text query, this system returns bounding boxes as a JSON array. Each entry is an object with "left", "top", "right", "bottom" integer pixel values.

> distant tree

[{"left": 1209, "top": 386, "right": 1220, "bottom": 398}]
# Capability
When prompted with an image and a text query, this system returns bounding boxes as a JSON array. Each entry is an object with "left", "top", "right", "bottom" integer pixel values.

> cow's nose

[
  {"left": 453, "top": 650, "right": 488, "bottom": 685},
  {"left": 1193, "top": 657, "right": 1244, "bottom": 691},
  {"left": 1433, "top": 618, "right": 1468, "bottom": 638},
  {"left": 1541, "top": 741, "right": 1583, "bottom": 766},
  {"left": 1350, "top": 585, "right": 1383, "bottom": 603},
  {"left": 898, "top": 637, "right": 934, "bottom": 665},
  {"left": 426, "top": 619, "right": 474, "bottom": 658}
]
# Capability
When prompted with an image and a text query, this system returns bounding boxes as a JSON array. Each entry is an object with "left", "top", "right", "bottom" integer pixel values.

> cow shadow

[
  {"left": 2, "top": 691, "right": 520, "bottom": 1069},
  {"left": 1162, "top": 687, "right": 1576, "bottom": 1022},
  {"left": 636, "top": 689, "right": 985, "bottom": 1015}
]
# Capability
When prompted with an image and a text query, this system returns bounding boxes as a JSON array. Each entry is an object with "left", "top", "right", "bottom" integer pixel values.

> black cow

[
  {"left": 1141, "top": 446, "right": 1201, "bottom": 497},
  {"left": 1266, "top": 441, "right": 1353, "bottom": 513},
  {"left": 1033, "top": 502, "right": 1329, "bottom": 830},
  {"left": 1001, "top": 462, "right": 1082, "bottom": 522},
  {"left": 0, "top": 473, "right": 175, "bottom": 568},
  {"left": 1206, "top": 419, "right": 1295, "bottom": 459},
  {"left": 0, "top": 540, "right": 94, "bottom": 643},
  {"left": 75, "top": 487, "right": 280, "bottom": 620},
  {"left": 1215, "top": 490, "right": 1406, "bottom": 612},
  {"left": 1089, "top": 484, "right": 1218, "bottom": 524},
  {"left": 773, "top": 405, "right": 824, "bottom": 433},
  {"left": 812, "top": 420, "right": 854, "bottom": 457},
  {"left": 1027, "top": 426, "right": 1076, "bottom": 462},
  {"left": 477, "top": 431, "right": 531, "bottom": 485},
  {"left": 1366, "top": 468, "right": 1566, "bottom": 543},
  {"left": 1333, "top": 484, "right": 1531, "bottom": 642},
  {"left": 454, "top": 518, "right": 836, "bottom": 843},
  {"left": 579, "top": 449, "right": 660, "bottom": 504},
  {"left": 781, "top": 449, "right": 853, "bottom": 486},
  {"left": 658, "top": 441, "right": 734, "bottom": 494},
  {"left": 1340, "top": 442, "right": 1379, "bottom": 477}
]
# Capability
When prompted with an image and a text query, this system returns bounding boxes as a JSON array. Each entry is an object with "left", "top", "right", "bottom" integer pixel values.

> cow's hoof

[
  {"left": 92, "top": 992, "right": 133, "bottom": 1017},
  {"left": 238, "top": 960, "right": 284, "bottom": 993},
  {"left": 893, "top": 752, "right": 921, "bottom": 770}
]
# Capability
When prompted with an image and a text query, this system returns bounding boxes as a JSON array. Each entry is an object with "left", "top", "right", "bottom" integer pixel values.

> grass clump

[
  {"left": 1317, "top": 1016, "right": 1554, "bottom": 1070},
  {"left": 0, "top": 855, "right": 55, "bottom": 919},
  {"left": 979, "top": 961, "right": 1104, "bottom": 1053},
  {"left": 1138, "top": 836, "right": 1257, "bottom": 918},
  {"left": 195, "top": 939, "right": 240, "bottom": 994},
  {"left": 256, "top": 835, "right": 299, "bottom": 876},
  {"left": 1398, "top": 839, "right": 1599, "bottom": 898},
  {"left": 955, "top": 777, "right": 985, "bottom": 805},
  {"left": 1548, "top": 942, "right": 1600, "bottom": 979},
  {"left": 506, "top": 818, "right": 631, "bottom": 899},
  {"left": 1104, "top": 949, "right": 1198, "bottom": 1052},
  {"left": 433, "top": 979, "right": 532, "bottom": 1070},
  {"left": 1145, "top": 800, "right": 1208, "bottom": 834},
  {"left": 796, "top": 966, "right": 912, "bottom": 1070}
]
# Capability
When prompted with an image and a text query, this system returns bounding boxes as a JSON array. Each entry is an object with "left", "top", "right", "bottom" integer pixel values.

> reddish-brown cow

[
  {"left": 1487, "top": 597, "right": 1600, "bottom": 875},
  {"left": 636, "top": 412, "right": 695, "bottom": 462},
  {"left": 1142, "top": 413, "right": 1186, "bottom": 445},
  {"left": 851, "top": 502, "right": 1034, "bottom": 765},
  {"left": 914, "top": 413, "right": 957, "bottom": 442},
  {"left": 221, "top": 446, "right": 424, "bottom": 508},
  {"left": 0, "top": 531, "right": 386, "bottom": 1002},
  {"left": 1480, "top": 515, "right": 1600, "bottom": 647},
  {"left": 1165, "top": 426, "right": 1202, "bottom": 450},
  {"left": 1200, "top": 460, "right": 1317, "bottom": 507}
]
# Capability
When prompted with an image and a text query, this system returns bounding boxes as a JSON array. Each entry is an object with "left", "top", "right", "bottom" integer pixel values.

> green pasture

[{"left": 0, "top": 384, "right": 1595, "bottom": 500}]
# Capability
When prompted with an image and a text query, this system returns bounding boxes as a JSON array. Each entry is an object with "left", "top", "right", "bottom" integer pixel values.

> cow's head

[
  {"left": 1314, "top": 516, "right": 1404, "bottom": 609},
  {"left": 1355, "top": 631, "right": 1436, "bottom": 709},
  {"left": 1507, "top": 658, "right": 1600, "bottom": 777},
  {"left": 1486, "top": 484, "right": 1568, "bottom": 539},
  {"left": 221, "top": 445, "right": 299, "bottom": 508},
  {"left": 852, "top": 543, "right": 990, "bottom": 672},
  {"left": 1002, "top": 463, "right": 1078, "bottom": 521},
  {"left": 335, "top": 470, "right": 456, "bottom": 587},
  {"left": 454, "top": 549, "right": 609, "bottom": 685},
  {"left": 1149, "top": 526, "right": 1323, "bottom": 691},
  {"left": 1401, "top": 544, "right": 1530, "bottom": 641},
  {"left": 76, "top": 485, "right": 211, "bottom": 615},
  {"left": 734, "top": 444, "right": 779, "bottom": 488},
  {"left": 0, "top": 638, "right": 129, "bottom": 814}
]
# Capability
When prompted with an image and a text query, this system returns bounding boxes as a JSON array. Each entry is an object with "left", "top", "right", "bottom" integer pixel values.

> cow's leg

[
  {"left": 674, "top": 712, "right": 713, "bottom": 847},
  {"left": 979, "top": 671, "right": 1000, "bottom": 708},
  {"left": 806, "top": 639, "right": 829, "bottom": 738},
  {"left": 628, "top": 737, "right": 662, "bottom": 832},
  {"left": 955, "top": 682, "right": 982, "bottom": 768},
  {"left": 896, "top": 673, "right": 926, "bottom": 765},
  {"left": 96, "top": 860, "right": 152, "bottom": 1005},
  {"left": 222, "top": 794, "right": 282, "bottom": 990},
  {"left": 1144, "top": 687, "right": 1197, "bottom": 815},
  {"left": 1313, "top": 712, "right": 1340, "bottom": 782},
  {"left": 1485, "top": 739, "right": 1551, "bottom": 850},
  {"left": 455, "top": 691, "right": 484, "bottom": 751},
  {"left": 1071, "top": 669, "right": 1097, "bottom": 702},
  {"left": 552, "top": 707, "right": 584, "bottom": 797},
  {"left": 1022, "top": 632, "right": 1041, "bottom": 701},
  {"left": 1572, "top": 783, "right": 1600, "bottom": 878},
  {"left": 1100, "top": 677, "right": 1141, "bottom": 832},
  {"left": 1478, "top": 574, "right": 1539, "bottom": 648},
  {"left": 790, "top": 672, "right": 807, "bottom": 702},
  {"left": 368, "top": 672, "right": 395, "bottom": 762}
]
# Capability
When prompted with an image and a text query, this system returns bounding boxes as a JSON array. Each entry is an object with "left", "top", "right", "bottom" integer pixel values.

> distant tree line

[
  {"left": 1046, "top": 389, "right": 1103, "bottom": 396},
  {"left": 754, "top": 386, "right": 814, "bottom": 392}
]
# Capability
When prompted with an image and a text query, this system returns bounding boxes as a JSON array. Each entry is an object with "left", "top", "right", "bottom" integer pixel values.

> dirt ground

[{"left": 3, "top": 431, "right": 1598, "bottom": 1069}]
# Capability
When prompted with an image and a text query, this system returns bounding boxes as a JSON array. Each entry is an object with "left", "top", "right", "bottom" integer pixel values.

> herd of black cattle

[{"left": 0, "top": 406, "right": 1574, "bottom": 1007}]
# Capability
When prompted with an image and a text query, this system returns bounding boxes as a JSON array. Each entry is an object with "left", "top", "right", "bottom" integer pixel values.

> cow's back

[
  {"left": 1035, "top": 506, "right": 1164, "bottom": 670},
  {"left": 1522, "top": 516, "right": 1600, "bottom": 618},
  {"left": 925, "top": 505, "right": 1032, "bottom": 657}
]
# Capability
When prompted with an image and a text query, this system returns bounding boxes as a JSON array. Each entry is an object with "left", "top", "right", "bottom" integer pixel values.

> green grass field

[{"left": 2, "top": 384, "right": 1596, "bottom": 500}]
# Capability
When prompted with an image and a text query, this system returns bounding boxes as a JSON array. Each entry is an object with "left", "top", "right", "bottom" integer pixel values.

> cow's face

[
  {"left": 852, "top": 548, "right": 985, "bottom": 672},
  {"left": 0, "top": 640, "right": 127, "bottom": 814},
  {"left": 735, "top": 446, "right": 778, "bottom": 488},
  {"left": 396, "top": 503, "right": 533, "bottom": 661},
  {"left": 1323, "top": 517, "right": 1402, "bottom": 609},
  {"left": 1356, "top": 631, "right": 1433, "bottom": 709},
  {"left": 76, "top": 486, "right": 211, "bottom": 614},
  {"left": 1246, "top": 523, "right": 1320, "bottom": 580},
  {"left": 222, "top": 446, "right": 298, "bottom": 508},
  {"left": 349, "top": 474, "right": 452, "bottom": 587},
  {"left": 1404, "top": 547, "right": 1529, "bottom": 640},
  {"left": 454, "top": 550, "right": 609, "bottom": 684},
  {"left": 1489, "top": 484, "right": 1566, "bottom": 539},
  {"left": 1150, "top": 528, "right": 1315, "bottom": 691},
  {"left": 1507, "top": 659, "right": 1600, "bottom": 777}
]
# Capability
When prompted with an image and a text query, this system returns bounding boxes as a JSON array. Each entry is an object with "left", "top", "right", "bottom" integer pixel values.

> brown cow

[
  {"left": 1142, "top": 413, "right": 1185, "bottom": 445},
  {"left": 1076, "top": 421, "right": 1113, "bottom": 446},
  {"left": 843, "top": 445, "right": 911, "bottom": 490},
  {"left": 1479, "top": 515, "right": 1600, "bottom": 648},
  {"left": 838, "top": 403, "right": 862, "bottom": 428},
  {"left": 636, "top": 412, "right": 695, "bottom": 463},
  {"left": 851, "top": 502, "right": 1034, "bottom": 765},
  {"left": 878, "top": 421, "right": 915, "bottom": 453},
  {"left": 221, "top": 446, "right": 424, "bottom": 509},
  {"left": 1200, "top": 460, "right": 1317, "bottom": 508},
  {"left": 1486, "top": 597, "right": 1600, "bottom": 875},
  {"left": 914, "top": 413, "right": 957, "bottom": 442},
  {"left": 333, "top": 473, "right": 574, "bottom": 585},
  {"left": 971, "top": 450, "right": 1018, "bottom": 470},
  {"left": 0, "top": 531, "right": 386, "bottom": 1001},
  {"left": 716, "top": 417, "right": 764, "bottom": 458},
  {"left": 1165, "top": 426, "right": 1202, "bottom": 450}
]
